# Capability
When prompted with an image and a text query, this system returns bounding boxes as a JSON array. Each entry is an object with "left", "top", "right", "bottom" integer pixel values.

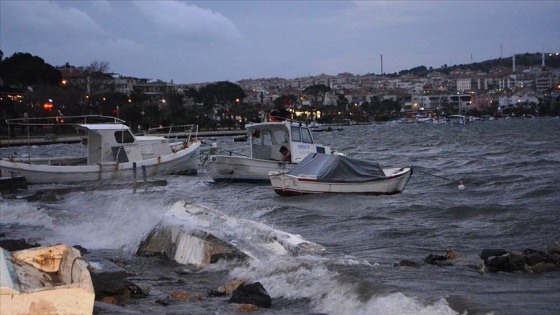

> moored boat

[
  {"left": 309, "top": 121, "right": 332, "bottom": 132},
  {"left": 447, "top": 114, "right": 467, "bottom": 124},
  {"left": 269, "top": 153, "right": 412, "bottom": 196},
  {"left": 0, "top": 115, "right": 203, "bottom": 184},
  {"left": 0, "top": 244, "right": 95, "bottom": 315},
  {"left": 204, "top": 118, "right": 341, "bottom": 183}
]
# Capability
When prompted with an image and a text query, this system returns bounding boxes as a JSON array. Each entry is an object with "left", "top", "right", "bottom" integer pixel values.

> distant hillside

[{"left": 397, "top": 52, "right": 560, "bottom": 77}]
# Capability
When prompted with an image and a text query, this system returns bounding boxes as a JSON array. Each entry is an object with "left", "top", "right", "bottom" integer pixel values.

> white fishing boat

[
  {"left": 0, "top": 244, "right": 95, "bottom": 315},
  {"left": 447, "top": 114, "right": 467, "bottom": 124},
  {"left": 204, "top": 117, "right": 341, "bottom": 183},
  {"left": 0, "top": 115, "right": 202, "bottom": 184},
  {"left": 309, "top": 121, "right": 332, "bottom": 132},
  {"left": 269, "top": 153, "right": 412, "bottom": 196},
  {"left": 416, "top": 116, "right": 432, "bottom": 123}
]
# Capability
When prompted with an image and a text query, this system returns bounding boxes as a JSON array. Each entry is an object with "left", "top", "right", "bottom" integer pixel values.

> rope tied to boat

[{"left": 413, "top": 166, "right": 466, "bottom": 191}]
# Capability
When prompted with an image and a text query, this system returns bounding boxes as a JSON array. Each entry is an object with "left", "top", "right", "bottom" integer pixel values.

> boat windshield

[
  {"left": 115, "top": 130, "right": 135, "bottom": 143},
  {"left": 291, "top": 126, "right": 313, "bottom": 144},
  {"left": 291, "top": 126, "right": 301, "bottom": 142},
  {"left": 301, "top": 128, "right": 313, "bottom": 144}
]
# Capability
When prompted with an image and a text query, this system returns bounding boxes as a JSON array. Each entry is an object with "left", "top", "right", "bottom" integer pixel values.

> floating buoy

[{"left": 458, "top": 181, "right": 466, "bottom": 191}]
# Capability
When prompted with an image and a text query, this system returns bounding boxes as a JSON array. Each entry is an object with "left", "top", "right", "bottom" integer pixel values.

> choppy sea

[{"left": 1, "top": 118, "right": 559, "bottom": 315}]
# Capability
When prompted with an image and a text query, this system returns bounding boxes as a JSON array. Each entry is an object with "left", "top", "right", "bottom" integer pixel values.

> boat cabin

[
  {"left": 78, "top": 124, "right": 174, "bottom": 164},
  {"left": 246, "top": 121, "right": 334, "bottom": 163}
]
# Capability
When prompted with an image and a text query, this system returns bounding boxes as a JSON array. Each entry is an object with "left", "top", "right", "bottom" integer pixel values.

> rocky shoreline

[{"left": 2, "top": 234, "right": 559, "bottom": 314}]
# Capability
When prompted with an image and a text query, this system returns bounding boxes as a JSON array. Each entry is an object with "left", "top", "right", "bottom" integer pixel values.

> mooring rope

[
  {"left": 413, "top": 166, "right": 466, "bottom": 190},
  {"left": 413, "top": 167, "right": 456, "bottom": 182}
]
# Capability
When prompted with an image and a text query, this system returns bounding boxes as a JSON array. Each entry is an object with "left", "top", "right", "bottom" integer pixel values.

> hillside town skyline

[
  {"left": 57, "top": 51, "right": 560, "bottom": 115},
  {"left": 1, "top": 50, "right": 560, "bottom": 134}
]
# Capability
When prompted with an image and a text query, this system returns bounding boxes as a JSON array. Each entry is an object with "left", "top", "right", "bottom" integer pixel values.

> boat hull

[
  {"left": 0, "top": 141, "right": 202, "bottom": 184},
  {"left": 0, "top": 244, "right": 94, "bottom": 315},
  {"left": 205, "top": 155, "right": 295, "bottom": 183},
  {"left": 270, "top": 167, "right": 413, "bottom": 196}
]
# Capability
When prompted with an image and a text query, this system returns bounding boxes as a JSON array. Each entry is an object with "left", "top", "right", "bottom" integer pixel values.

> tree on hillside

[
  {"left": 160, "top": 92, "right": 188, "bottom": 126},
  {"left": 84, "top": 60, "right": 111, "bottom": 94},
  {"left": 0, "top": 53, "right": 68, "bottom": 122},
  {"left": 303, "top": 84, "right": 331, "bottom": 107},
  {"left": 119, "top": 100, "right": 143, "bottom": 132},
  {"left": 381, "top": 99, "right": 401, "bottom": 114},
  {"left": 83, "top": 60, "right": 113, "bottom": 114},
  {"left": 198, "top": 81, "right": 245, "bottom": 108},
  {"left": 0, "top": 52, "right": 61, "bottom": 87},
  {"left": 184, "top": 87, "right": 202, "bottom": 105},
  {"left": 336, "top": 93, "right": 349, "bottom": 110},
  {"left": 198, "top": 81, "right": 246, "bottom": 129},
  {"left": 399, "top": 65, "right": 428, "bottom": 77},
  {"left": 273, "top": 94, "right": 298, "bottom": 109}
]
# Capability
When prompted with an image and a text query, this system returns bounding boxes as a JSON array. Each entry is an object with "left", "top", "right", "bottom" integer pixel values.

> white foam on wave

[
  {"left": 0, "top": 199, "right": 55, "bottom": 228},
  {"left": 163, "top": 201, "right": 325, "bottom": 261},
  {"left": 229, "top": 255, "right": 331, "bottom": 299},
  {"left": 162, "top": 201, "right": 457, "bottom": 314},
  {"left": 316, "top": 291, "right": 458, "bottom": 315},
  {"left": 229, "top": 255, "right": 458, "bottom": 315},
  {"left": 45, "top": 191, "right": 171, "bottom": 252},
  {"left": 332, "top": 254, "right": 376, "bottom": 267}
]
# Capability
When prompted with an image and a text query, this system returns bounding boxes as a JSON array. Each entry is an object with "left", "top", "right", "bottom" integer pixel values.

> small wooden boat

[
  {"left": 205, "top": 117, "right": 341, "bottom": 183},
  {"left": 269, "top": 153, "right": 412, "bottom": 196},
  {"left": 0, "top": 116, "right": 202, "bottom": 184},
  {"left": 0, "top": 244, "right": 95, "bottom": 315}
]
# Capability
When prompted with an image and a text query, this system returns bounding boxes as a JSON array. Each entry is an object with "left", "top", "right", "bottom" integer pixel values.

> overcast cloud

[{"left": 1, "top": 1, "right": 558, "bottom": 84}]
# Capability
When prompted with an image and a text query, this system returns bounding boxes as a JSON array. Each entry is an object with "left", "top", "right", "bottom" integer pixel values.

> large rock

[
  {"left": 229, "top": 282, "right": 271, "bottom": 308},
  {"left": 0, "top": 176, "right": 27, "bottom": 192},
  {"left": 424, "top": 254, "right": 452, "bottom": 266},
  {"left": 86, "top": 255, "right": 129, "bottom": 296},
  {"left": 548, "top": 241, "right": 560, "bottom": 255},
  {"left": 0, "top": 239, "right": 40, "bottom": 252},
  {"left": 478, "top": 242, "right": 560, "bottom": 273},
  {"left": 479, "top": 249, "right": 508, "bottom": 260}
]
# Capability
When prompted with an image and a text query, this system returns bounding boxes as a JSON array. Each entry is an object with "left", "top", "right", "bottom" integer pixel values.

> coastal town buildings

[{"left": 43, "top": 53, "right": 560, "bottom": 119}]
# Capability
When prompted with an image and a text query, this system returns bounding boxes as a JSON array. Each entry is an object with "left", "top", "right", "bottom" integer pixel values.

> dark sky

[{"left": 2, "top": 1, "right": 558, "bottom": 84}]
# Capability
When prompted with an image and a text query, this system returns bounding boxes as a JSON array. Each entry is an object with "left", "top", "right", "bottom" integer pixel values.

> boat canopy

[
  {"left": 76, "top": 123, "right": 130, "bottom": 131},
  {"left": 288, "top": 153, "right": 387, "bottom": 183}
]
